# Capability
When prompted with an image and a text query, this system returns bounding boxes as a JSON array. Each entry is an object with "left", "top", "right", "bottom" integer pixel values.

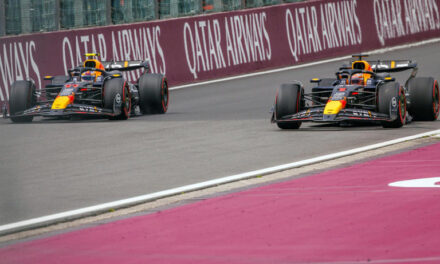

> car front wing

[
  {"left": 272, "top": 107, "right": 398, "bottom": 123},
  {"left": 5, "top": 104, "right": 117, "bottom": 119}
]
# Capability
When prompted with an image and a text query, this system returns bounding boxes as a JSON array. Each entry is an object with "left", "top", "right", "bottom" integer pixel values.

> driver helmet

[
  {"left": 351, "top": 73, "right": 364, "bottom": 85},
  {"left": 81, "top": 71, "right": 96, "bottom": 82}
]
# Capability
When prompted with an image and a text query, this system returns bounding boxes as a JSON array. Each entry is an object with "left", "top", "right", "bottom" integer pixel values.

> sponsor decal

[
  {"left": 392, "top": 97, "right": 397, "bottom": 107},
  {"left": 22, "top": 105, "right": 42, "bottom": 114},
  {"left": 113, "top": 93, "right": 122, "bottom": 114},
  {"left": 62, "top": 27, "right": 165, "bottom": 82},
  {"left": 374, "top": 0, "right": 440, "bottom": 45},
  {"left": 352, "top": 109, "right": 375, "bottom": 117},
  {"left": 78, "top": 106, "right": 101, "bottom": 113},
  {"left": 285, "top": 0, "right": 362, "bottom": 62},
  {"left": 23, "top": 107, "right": 37, "bottom": 114},
  {"left": 115, "top": 93, "right": 122, "bottom": 104},
  {"left": 183, "top": 12, "right": 271, "bottom": 79},
  {"left": 296, "top": 111, "right": 309, "bottom": 118}
]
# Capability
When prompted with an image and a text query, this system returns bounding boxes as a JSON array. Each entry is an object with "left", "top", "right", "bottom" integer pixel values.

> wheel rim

[
  {"left": 162, "top": 80, "right": 169, "bottom": 111},
  {"left": 399, "top": 87, "right": 406, "bottom": 124},
  {"left": 123, "top": 85, "right": 131, "bottom": 118},
  {"left": 433, "top": 81, "right": 439, "bottom": 119}
]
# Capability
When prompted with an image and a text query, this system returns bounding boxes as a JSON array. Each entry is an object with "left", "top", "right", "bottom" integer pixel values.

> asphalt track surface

[
  {"left": 0, "top": 42, "right": 439, "bottom": 226},
  {"left": 1, "top": 142, "right": 440, "bottom": 263}
]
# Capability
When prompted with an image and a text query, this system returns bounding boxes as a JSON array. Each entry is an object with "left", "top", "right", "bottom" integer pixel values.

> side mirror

[
  {"left": 44, "top": 76, "right": 54, "bottom": 80},
  {"left": 310, "top": 78, "right": 321, "bottom": 83}
]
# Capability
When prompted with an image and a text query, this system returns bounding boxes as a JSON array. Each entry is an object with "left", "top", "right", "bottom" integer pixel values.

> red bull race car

[
  {"left": 271, "top": 54, "right": 439, "bottom": 129},
  {"left": 2, "top": 53, "right": 168, "bottom": 122}
]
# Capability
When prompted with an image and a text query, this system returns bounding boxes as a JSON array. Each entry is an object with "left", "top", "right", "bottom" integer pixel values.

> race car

[
  {"left": 271, "top": 54, "right": 439, "bottom": 129},
  {"left": 2, "top": 53, "right": 168, "bottom": 122}
]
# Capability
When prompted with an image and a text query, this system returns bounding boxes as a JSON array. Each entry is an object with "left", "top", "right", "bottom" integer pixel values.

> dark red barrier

[{"left": 1, "top": 0, "right": 439, "bottom": 108}]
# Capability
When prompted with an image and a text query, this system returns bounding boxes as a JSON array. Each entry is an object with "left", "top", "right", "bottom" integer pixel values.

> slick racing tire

[
  {"left": 138, "top": 74, "right": 168, "bottom": 114},
  {"left": 378, "top": 82, "right": 406, "bottom": 128},
  {"left": 407, "top": 77, "right": 439, "bottom": 121},
  {"left": 275, "top": 83, "right": 302, "bottom": 129},
  {"left": 311, "top": 78, "right": 337, "bottom": 106},
  {"left": 9, "top": 80, "right": 36, "bottom": 123},
  {"left": 104, "top": 78, "right": 131, "bottom": 120}
]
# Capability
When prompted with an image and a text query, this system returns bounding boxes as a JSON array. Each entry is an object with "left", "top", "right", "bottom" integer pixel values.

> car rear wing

[
  {"left": 369, "top": 60, "right": 418, "bottom": 87},
  {"left": 369, "top": 60, "right": 417, "bottom": 73},
  {"left": 102, "top": 60, "right": 149, "bottom": 71}
]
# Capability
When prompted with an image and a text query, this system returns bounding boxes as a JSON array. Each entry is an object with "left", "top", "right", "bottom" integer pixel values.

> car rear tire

[
  {"left": 104, "top": 78, "right": 131, "bottom": 120},
  {"left": 275, "top": 83, "right": 302, "bottom": 129},
  {"left": 407, "top": 77, "right": 439, "bottom": 121},
  {"left": 9, "top": 80, "right": 36, "bottom": 123},
  {"left": 378, "top": 82, "right": 406, "bottom": 128},
  {"left": 138, "top": 74, "right": 168, "bottom": 114}
]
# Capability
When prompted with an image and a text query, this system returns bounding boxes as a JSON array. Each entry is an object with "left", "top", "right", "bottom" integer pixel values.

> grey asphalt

[{"left": 0, "top": 42, "right": 439, "bottom": 226}]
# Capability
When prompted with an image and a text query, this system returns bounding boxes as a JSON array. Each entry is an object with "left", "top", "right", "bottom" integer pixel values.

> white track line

[
  {"left": 170, "top": 37, "right": 440, "bottom": 91},
  {"left": 1, "top": 129, "right": 439, "bottom": 235}
]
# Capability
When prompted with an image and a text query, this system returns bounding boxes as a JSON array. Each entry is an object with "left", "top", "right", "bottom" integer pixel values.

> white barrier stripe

[
  {"left": 170, "top": 37, "right": 440, "bottom": 91},
  {"left": 1, "top": 129, "right": 440, "bottom": 235}
]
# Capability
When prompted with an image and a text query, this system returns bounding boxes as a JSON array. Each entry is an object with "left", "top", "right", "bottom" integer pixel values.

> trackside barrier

[{"left": 0, "top": 0, "right": 440, "bottom": 108}]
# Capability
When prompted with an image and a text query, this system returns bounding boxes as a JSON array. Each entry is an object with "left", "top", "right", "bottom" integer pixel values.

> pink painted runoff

[{"left": 1, "top": 142, "right": 440, "bottom": 264}]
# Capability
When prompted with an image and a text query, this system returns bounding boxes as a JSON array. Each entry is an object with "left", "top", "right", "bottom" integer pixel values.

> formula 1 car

[
  {"left": 271, "top": 54, "right": 439, "bottom": 129},
  {"left": 2, "top": 53, "right": 168, "bottom": 122}
]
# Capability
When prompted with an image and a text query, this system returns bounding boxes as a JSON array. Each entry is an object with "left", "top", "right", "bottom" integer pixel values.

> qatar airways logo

[
  {"left": 62, "top": 26, "right": 166, "bottom": 82},
  {"left": 0, "top": 41, "right": 41, "bottom": 103},
  {"left": 373, "top": 0, "right": 440, "bottom": 46},
  {"left": 285, "top": 0, "right": 362, "bottom": 62},
  {"left": 183, "top": 12, "right": 272, "bottom": 79}
]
